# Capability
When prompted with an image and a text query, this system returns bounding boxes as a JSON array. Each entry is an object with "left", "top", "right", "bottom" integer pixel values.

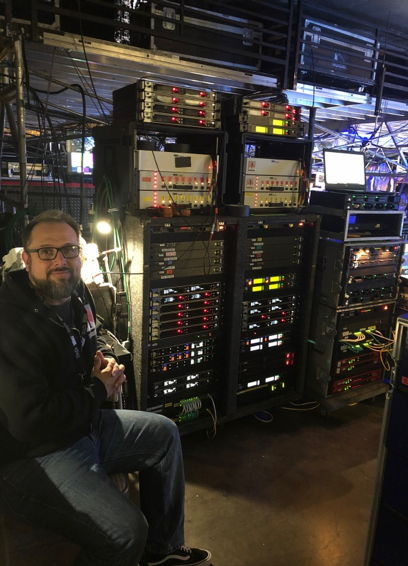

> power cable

[{"left": 75, "top": 0, "right": 111, "bottom": 121}]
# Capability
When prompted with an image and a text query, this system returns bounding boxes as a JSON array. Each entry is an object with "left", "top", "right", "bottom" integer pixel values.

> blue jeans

[{"left": 0, "top": 410, "right": 185, "bottom": 566}]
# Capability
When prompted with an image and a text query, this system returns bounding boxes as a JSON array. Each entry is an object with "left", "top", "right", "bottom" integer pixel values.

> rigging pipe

[
  {"left": 385, "top": 121, "right": 408, "bottom": 169},
  {"left": 14, "top": 37, "right": 28, "bottom": 211},
  {"left": 315, "top": 123, "right": 408, "bottom": 172}
]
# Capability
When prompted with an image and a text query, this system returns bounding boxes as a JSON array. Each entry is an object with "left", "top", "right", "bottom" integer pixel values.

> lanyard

[
  {"left": 55, "top": 297, "right": 95, "bottom": 361},
  {"left": 61, "top": 317, "right": 85, "bottom": 361}
]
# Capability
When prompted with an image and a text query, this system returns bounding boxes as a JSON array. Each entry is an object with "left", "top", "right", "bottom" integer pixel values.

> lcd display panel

[
  {"left": 324, "top": 149, "right": 366, "bottom": 192},
  {"left": 68, "top": 151, "right": 93, "bottom": 175}
]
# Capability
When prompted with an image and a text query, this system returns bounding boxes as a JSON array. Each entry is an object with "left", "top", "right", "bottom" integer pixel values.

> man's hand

[{"left": 92, "top": 350, "right": 126, "bottom": 398}]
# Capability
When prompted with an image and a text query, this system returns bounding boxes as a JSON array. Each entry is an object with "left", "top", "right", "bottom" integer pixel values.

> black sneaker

[{"left": 142, "top": 545, "right": 211, "bottom": 566}]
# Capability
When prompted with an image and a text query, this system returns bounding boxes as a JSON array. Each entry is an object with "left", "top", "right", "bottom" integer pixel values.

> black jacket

[{"left": 0, "top": 269, "right": 111, "bottom": 465}]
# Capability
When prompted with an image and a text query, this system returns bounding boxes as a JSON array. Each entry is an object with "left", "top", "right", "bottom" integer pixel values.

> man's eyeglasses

[{"left": 25, "top": 245, "right": 81, "bottom": 261}]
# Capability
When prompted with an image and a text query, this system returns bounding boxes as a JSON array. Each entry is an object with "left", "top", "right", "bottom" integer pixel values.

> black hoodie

[{"left": 0, "top": 269, "right": 111, "bottom": 465}]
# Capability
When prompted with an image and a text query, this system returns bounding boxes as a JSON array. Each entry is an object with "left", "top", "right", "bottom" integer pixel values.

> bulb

[{"left": 96, "top": 220, "right": 112, "bottom": 235}]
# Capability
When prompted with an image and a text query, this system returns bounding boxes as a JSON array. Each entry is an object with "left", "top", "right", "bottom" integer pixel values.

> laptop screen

[{"left": 324, "top": 149, "right": 366, "bottom": 192}]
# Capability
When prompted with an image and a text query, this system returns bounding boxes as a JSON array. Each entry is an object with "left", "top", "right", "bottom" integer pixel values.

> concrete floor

[{"left": 182, "top": 398, "right": 385, "bottom": 566}]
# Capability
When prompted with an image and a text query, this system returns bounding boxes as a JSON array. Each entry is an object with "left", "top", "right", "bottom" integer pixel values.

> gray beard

[{"left": 30, "top": 270, "right": 80, "bottom": 302}]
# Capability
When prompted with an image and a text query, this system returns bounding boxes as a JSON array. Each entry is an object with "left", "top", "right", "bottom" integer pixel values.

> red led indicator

[
  {"left": 261, "top": 101, "right": 270, "bottom": 108},
  {"left": 199, "top": 91, "right": 206, "bottom": 97},
  {"left": 172, "top": 97, "right": 179, "bottom": 103},
  {"left": 172, "top": 87, "right": 180, "bottom": 93}
]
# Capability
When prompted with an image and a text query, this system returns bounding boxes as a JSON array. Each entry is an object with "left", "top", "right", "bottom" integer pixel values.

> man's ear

[{"left": 22, "top": 251, "right": 30, "bottom": 270}]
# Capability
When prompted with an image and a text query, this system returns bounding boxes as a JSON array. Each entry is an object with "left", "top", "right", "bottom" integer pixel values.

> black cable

[
  {"left": 31, "top": 85, "right": 71, "bottom": 95},
  {"left": 34, "top": 75, "right": 89, "bottom": 220},
  {"left": 21, "top": 37, "right": 31, "bottom": 110},
  {"left": 69, "top": 81, "right": 88, "bottom": 228},
  {"left": 76, "top": 0, "right": 110, "bottom": 122},
  {"left": 29, "top": 87, "right": 74, "bottom": 216}
]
